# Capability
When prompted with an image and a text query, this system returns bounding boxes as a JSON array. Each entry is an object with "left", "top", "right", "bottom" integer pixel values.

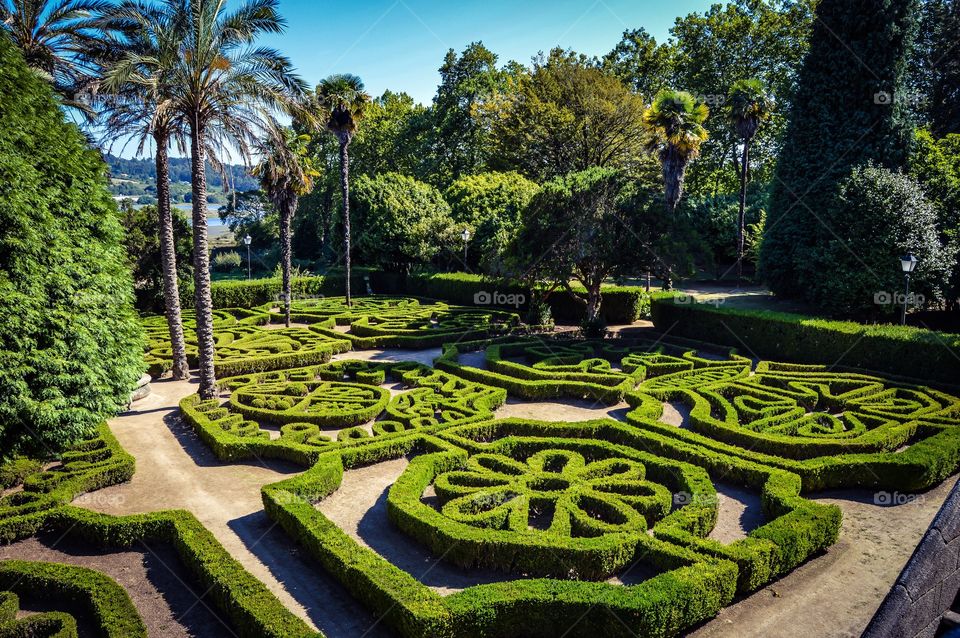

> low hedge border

[
  {"left": 434, "top": 338, "right": 747, "bottom": 405},
  {"left": 650, "top": 296, "right": 960, "bottom": 388},
  {"left": 436, "top": 419, "right": 841, "bottom": 595},
  {"left": 181, "top": 361, "right": 508, "bottom": 464},
  {"left": 406, "top": 272, "right": 649, "bottom": 324},
  {"left": 0, "top": 435, "right": 316, "bottom": 638},
  {"left": 0, "top": 560, "right": 145, "bottom": 638},
  {"left": 45, "top": 507, "right": 316, "bottom": 638},
  {"left": 0, "top": 590, "right": 76, "bottom": 637},
  {"left": 0, "top": 423, "right": 134, "bottom": 543},
  {"left": 387, "top": 422, "right": 715, "bottom": 581},
  {"left": 261, "top": 431, "right": 740, "bottom": 638}
]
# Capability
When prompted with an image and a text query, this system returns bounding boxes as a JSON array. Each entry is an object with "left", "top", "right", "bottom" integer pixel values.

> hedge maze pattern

[
  {"left": 143, "top": 297, "right": 522, "bottom": 377},
  {"left": 171, "top": 327, "right": 960, "bottom": 637},
  {"left": 11, "top": 301, "right": 960, "bottom": 638}
]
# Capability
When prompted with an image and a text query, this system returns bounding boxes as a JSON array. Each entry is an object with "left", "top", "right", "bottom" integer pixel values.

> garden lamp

[
  {"left": 899, "top": 253, "right": 917, "bottom": 325},
  {"left": 461, "top": 228, "right": 471, "bottom": 266},
  {"left": 244, "top": 234, "right": 252, "bottom": 280}
]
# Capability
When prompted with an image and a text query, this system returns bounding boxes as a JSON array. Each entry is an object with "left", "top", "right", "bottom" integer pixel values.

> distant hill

[{"left": 105, "top": 154, "right": 259, "bottom": 192}]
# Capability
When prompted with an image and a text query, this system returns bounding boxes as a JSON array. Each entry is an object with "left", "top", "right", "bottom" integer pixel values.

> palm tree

[
  {"left": 1, "top": 0, "right": 113, "bottom": 116},
  {"left": 727, "top": 78, "right": 773, "bottom": 286},
  {"left": 169, "top": 0, "right": 305, "bottom": 399},
  {"left": 252, "top": 125, "right": 318, "bottom": 327},
  {"left": 315, "top": 74, "right": 370, "bottom": 307},
  {"left": 98, "top": 0, "right": 191, "bottom": 380},
  {"left": 643, "top": 89, "right": 709, "bottom": 212}
]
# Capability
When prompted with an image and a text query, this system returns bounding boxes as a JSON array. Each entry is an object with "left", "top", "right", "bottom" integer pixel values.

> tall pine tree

[{"left": 760, "top": 0, "right": 920, "bottom": 305}]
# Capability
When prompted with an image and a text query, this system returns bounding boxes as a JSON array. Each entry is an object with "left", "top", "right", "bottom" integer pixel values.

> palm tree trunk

[
  {"left": 154, "top": 129, "right": 189, "bottom": 379},
  {"left": 737, "top": 141, "right": 750, "bottom": 287},
  {"left": 280, "top": 198, "right": 295, "bottom": 327},
  {"left": 189, "top": 120, "right": 216, "bottom": 399},
  {"left": 338, "top": 134, "right": 352, "bottom": 306}
]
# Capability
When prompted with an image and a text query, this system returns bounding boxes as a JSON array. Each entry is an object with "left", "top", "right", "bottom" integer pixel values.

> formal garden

[{"left": 2, "top": 0, "right": 960, "bottom": 636}]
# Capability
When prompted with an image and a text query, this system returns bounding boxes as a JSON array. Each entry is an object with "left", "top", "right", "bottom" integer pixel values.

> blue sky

[{"left": 263, "top": 0, "right": 715, "bottom": 105}]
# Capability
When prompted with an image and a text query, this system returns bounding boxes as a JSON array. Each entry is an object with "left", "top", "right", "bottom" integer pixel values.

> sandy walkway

[
  {"left": 690, "top": 476, "right": 959, "bottom": 637},
  {"left": 74, "top": 376, "right": 391, "bottom": 638},
  {"left": 0, "top": 534, "right": 233, "bottom": 637}
]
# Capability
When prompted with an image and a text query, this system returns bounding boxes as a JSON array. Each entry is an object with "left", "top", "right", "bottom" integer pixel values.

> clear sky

[{"left": 263, "top": 0, "right": 715, "bottom": 105}]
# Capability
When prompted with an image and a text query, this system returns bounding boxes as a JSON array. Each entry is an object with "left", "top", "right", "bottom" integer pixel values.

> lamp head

[{"left": 900, "top": 253, "right": 917, "bottom": 273}]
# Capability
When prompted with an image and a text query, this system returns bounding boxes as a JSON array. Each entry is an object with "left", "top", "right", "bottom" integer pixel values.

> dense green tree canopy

[
  {"left": 513, "top": 167, "right": 670, "bottom": 322},
  {"left": 351, "top": 172, "right": 455, "bottom": 271},
  {"left": 0, "top": 34, "right": 143, "bottom": 455},
  {"left": 487, "top": 49, "right": 650, "bottom": 181},
  {"left": 120, "top": 202, "right": 192, "bottom": 312},
  {"left": 445, "top": 172, "right": 539, "bottom": 275}
]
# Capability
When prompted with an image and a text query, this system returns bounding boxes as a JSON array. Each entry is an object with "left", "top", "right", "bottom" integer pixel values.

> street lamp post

[
  {"left": 461, "top": 228, "right": 471, "bottom": 267},
  {"left": 899, "top": 253, "right": 917, "bottom": 326},
  {"left": 244, "top": 234, "right": 252, "bottom": 280}
]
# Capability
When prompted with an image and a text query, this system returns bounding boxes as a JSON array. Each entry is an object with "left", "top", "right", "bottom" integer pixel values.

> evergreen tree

[
  {"left": 0, "top": 33, "right": 143, "bottom": 455},
  {"left": 760, "top": 0, "right": 921, "bottom": 304}
]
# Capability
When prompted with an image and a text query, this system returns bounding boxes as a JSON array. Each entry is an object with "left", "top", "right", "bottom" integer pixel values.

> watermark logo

[
  {"left": 474, "top": 290, "right": 526, "bottom": 309},
  {"left": 73, "top": 492, "right": 126, "bottom": 507},
  {"left": 874, "top": 89, "right": 927, "bottom": 107},
  {"left": 873, "top": 291, "right": 924, "bottom": 306},
  {"left": 673, "top": 491, "right": 719, "bottom": 507},
  {"left": 675, "top": 293, "right": 725, "bottom": 308},
  {"left": 874, "top": 490, "right": 923, "bottom": 506}
]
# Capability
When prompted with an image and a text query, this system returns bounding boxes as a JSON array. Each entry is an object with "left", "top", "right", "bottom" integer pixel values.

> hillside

[{"left": 106, "top": 153, "right": 259, "bottom": 205}]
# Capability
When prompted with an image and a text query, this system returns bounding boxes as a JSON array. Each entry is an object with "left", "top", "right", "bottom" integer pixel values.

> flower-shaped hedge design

[{"left": 435, "top": 449, "right": 672, "bottom": 538}]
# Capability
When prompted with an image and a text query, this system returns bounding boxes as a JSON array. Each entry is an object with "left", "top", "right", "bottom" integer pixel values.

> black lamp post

[
  {"left": 461, "top": 228, "right": 471, "bottom": 267},
  {"left": 899, "top": 253, "right": 917, "bottom": 325},
  {"left": 244, "top": 234, "right": 252, "bottom": 280}
]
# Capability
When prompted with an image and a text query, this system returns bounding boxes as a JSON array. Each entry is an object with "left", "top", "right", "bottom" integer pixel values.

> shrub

[
  {"left": 352, "top": 173, "right": 455, "bottom": 271},
  {"left": 812, "top": 164, "right": 952, "bottom": 314},
  {"left": 0, "top": 35, "right": 144, "bottom": 454},
  {"left": 212, "top": 250, "right": 242, "bottom": 272}
]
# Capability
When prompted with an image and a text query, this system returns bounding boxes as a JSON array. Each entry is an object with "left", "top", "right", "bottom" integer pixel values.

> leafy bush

[
  {"left": 0, "top": 35, "right": 144, "bottom": 455},
  {"left": 445, "top": 172, "right": 539, "bottom": 274},
  {"left": 212, "top": 250, "right": 242, "bottom": 272},
  {"left": 352, "top": 172, "right": 455, "bottom": 271},
  {"left": 812, "top": 164, "right": 953, "bottom": 314}
]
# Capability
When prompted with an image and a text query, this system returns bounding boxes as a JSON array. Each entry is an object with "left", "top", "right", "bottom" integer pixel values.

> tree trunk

[
  {"left": 586, "top": 285, "right": 602, "bottom": 324},
  {"left": 189, "top": 120, "right": 216, "bottom": 399},
  {"left": 338, "top": 134, "right": 352, "bottom": 306},
  {"left": 737, "top": 141, "right": 750, "bottom": 287},
  {"left": 661, "top": 145, "right": 688, "bottom": 212},
  {"left": 154, "top": 129, "right": 189, "bottom": 379},
  {"left": 280, "top": 197, "right": 296, "bottom": 327}
]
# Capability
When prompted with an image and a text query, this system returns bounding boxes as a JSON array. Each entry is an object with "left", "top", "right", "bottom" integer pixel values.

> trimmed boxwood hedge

[
  {"left": 650, "top": 296, "right": 960, "bottom": 388},
  {"left": 0, "top": 431, "right": 317, "bottom": 638},
  {"left": 407, "top": 272, "right": 649, "bottom": 324},
  {"left": 0, "top": 560, "right": 145, "bottom": 638},
  {"left": 192, "top": 273, "right": 649, "bottom": 324},
  {"left": 261, "top": 431, "right": 741, "bottom": 638}
]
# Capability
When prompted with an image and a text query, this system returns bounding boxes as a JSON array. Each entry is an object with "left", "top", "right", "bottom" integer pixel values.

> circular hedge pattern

[{"left": 435, "top": 449, "right": 672, "bottom": 537}]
